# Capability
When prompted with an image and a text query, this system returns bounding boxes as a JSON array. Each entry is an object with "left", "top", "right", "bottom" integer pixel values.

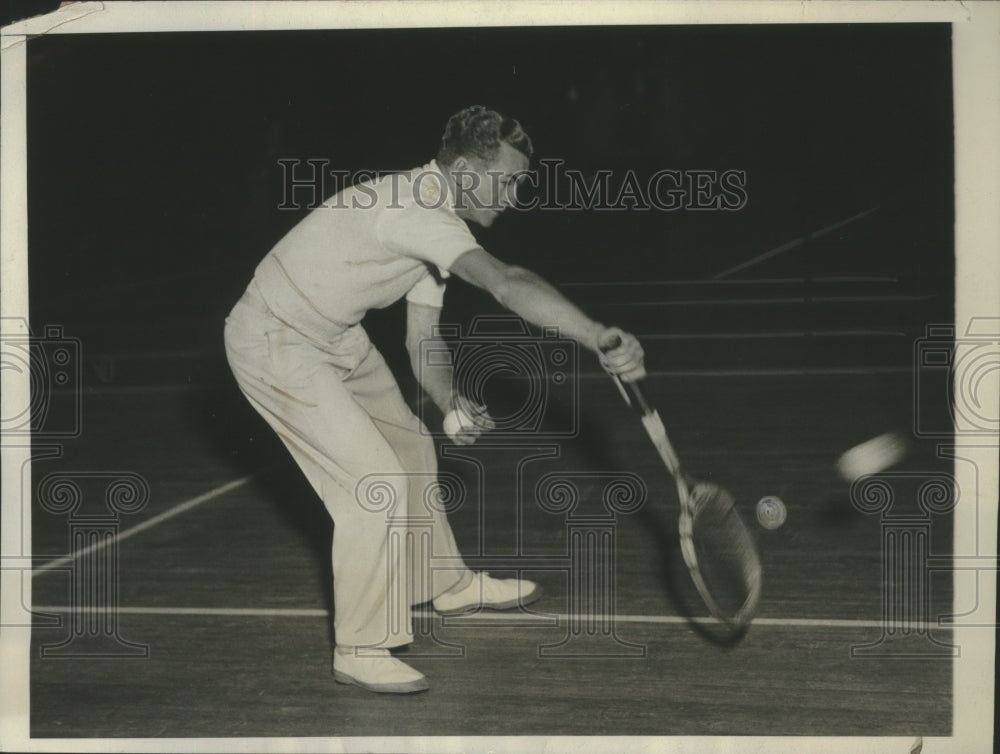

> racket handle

[
  {"left": 619, "top": 378, "right": 654, "bottom": 416},
  {"left": 599, "top": 334, "right": 653, "bottom": 416}
]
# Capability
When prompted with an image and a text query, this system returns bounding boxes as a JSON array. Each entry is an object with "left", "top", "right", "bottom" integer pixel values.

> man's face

[{"left": 452, "top": 143, "right": 530, "bottom": 227}]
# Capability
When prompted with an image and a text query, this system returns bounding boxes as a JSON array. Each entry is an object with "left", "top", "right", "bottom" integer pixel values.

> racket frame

[{"left": 612, "top": 373, "right": 762, "bottom": 630}]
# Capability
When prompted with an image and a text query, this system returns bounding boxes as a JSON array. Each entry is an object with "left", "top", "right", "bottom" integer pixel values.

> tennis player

[{"left": 224, "top": 105, "right": 645, "bottom": 693}]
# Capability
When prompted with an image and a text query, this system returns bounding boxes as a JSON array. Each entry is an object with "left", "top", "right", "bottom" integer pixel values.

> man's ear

[{"left": 451, "top": 156, "right": 477, "bottom": 188}]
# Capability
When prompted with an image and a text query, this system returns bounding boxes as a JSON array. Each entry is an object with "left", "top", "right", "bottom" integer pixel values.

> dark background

[
  {"left": 25, "top": 24, "right": 953, "bottom": 384},
  {"left": 19, "top": 22, "right": 970, "bottom": 742}
]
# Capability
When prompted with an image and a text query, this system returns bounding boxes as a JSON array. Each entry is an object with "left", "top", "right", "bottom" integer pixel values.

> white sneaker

[
  {"left": 433, "top": 572, "right": 543, "bottom": 616},
  {"left": 333, "top": 647, "right": 429, "bottom": 694}
]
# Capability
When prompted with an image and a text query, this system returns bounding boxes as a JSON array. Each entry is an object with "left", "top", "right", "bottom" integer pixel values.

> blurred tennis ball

[
  {"left": 756, "top": 496, "right": 787, "bottom": 530},
  {"left": 836, "top": 432, "right": 907, "bottom": 482}
]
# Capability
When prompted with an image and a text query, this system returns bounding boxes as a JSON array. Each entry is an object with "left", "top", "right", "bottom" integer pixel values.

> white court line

[
  {"left": 713, "top": 207, "right": 881, "bottom": 280},
  {"left": 32, "top": 606, "right": 331, "bottom": 617},
  {"left": 636, "top": 330, "right": 908, "bottom": 340},
  {"left": 29, "top": 605, "right": 951, "bottom": 632},
  {"left": 32, "top": 474, "right": 259, "bottom": 577},
  {"left": 605, "top": 294, "right": 931, "bottom": 307},
  {"left": 560, "top": 274, "right": 901, "bottom": 286},
  {"left": 579, "top": 365, "right": 914, "bottom": 378},
  {"left": 76, "top": 364, "right": 916, "bottom": 396},
  {"left": 411, "top": 366, "right": 915, "bottom": 385}
]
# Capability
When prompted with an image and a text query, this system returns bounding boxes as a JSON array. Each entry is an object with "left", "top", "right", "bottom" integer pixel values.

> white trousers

[{"left": 224, "top": 281, "right": 469, "bottom": 648}]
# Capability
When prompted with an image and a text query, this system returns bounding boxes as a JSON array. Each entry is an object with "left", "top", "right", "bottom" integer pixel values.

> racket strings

[{"left": 684, "top": 484, "right": 762, "bottom": 627}]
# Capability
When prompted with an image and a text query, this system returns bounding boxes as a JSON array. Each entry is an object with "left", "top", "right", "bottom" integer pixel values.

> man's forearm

[
  {"left": 497, "top": 267, "right": 603, "bottom": 351},
  {"left": 408, "top": 336, "right": 455, "bottom": 415}
]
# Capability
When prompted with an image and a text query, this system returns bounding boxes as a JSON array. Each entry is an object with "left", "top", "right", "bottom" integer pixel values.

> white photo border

[{"left": 2, "top": 2, "right": 997, "bottom": 753}]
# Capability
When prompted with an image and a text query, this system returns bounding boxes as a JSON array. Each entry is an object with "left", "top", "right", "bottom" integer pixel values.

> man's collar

[{"left": 420, "top": 159, "right": 455, "bottom": 211}]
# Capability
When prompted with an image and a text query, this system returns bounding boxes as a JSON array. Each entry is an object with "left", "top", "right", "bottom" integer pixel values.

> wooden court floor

[{"left": 27, "top": 369, "right": 956, "bottom": 738}]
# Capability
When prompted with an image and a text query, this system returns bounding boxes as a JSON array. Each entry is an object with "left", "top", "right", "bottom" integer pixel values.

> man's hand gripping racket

[{"left": 601, "top": 334, "right": 763, "bottom": 633}]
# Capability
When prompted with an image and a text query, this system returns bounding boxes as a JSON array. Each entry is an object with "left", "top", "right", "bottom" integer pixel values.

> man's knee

[
  {"left": 350, "top": 466, "right": 410, "bottom": 518},
  {"left": 396, "top": 421, "right": 438, "bottom": 474}
]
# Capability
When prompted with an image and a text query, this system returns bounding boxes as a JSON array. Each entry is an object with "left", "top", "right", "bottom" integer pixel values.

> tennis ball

[
  {"left": 443, "top": 406, "right": 475, "bottom": 440},
  {"left": 836, "top": 432, "right": 907, "bottom": 482},
  {"left": 756, "top": 496, "right": 787, "bottom": 530}
]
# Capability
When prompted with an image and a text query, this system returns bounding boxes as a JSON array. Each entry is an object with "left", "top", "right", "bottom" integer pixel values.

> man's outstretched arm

[{"left": 449, "top": 247, "right": 645, "bottom": 381}]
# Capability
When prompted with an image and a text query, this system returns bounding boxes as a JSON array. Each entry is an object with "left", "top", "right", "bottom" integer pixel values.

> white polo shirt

[{"left": 253, "top": 161, "right": 481, "bottom": 341}]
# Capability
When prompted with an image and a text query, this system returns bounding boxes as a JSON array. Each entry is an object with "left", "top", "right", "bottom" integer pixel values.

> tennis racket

[{"left": 602, "top": 340, "right": 763, "bottom": 631}]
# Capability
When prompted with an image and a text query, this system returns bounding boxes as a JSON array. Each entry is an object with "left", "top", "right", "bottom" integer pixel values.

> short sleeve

[
  {"left": 376, "top": 203, "right": 482, "bottom": 272},
  {"left": 405, "top": 268, "right": 448, "bottom": 308}
]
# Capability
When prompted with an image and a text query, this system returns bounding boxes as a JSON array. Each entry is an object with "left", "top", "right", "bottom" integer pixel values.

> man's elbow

[{"left": 492, "top": 265, "right": 531, "bottom": 308}]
